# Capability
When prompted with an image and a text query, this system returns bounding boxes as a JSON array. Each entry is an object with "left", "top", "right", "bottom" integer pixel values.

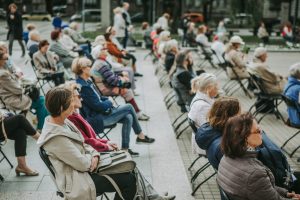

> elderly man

[{"left": 249, "top": 47, "right": 286, "bottom": 94}]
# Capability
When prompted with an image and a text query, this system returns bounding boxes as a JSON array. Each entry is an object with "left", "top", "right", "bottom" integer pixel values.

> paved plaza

[{"left": 0, "top": 21, "right": 300, "bottom": 200}]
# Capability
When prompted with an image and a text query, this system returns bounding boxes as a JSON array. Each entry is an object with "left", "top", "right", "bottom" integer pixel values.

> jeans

[
  {"left": 102, "top": 104, "right": 142, "bottom": 148},
  {"left": 90, "top": 172, "right": 136, "bottom": 200},
  {"left": 31, "top": 96, "right": 49, "bottom": 130},
  {"left": 0, "top": 115, "right": 36, "bottom": 157}
]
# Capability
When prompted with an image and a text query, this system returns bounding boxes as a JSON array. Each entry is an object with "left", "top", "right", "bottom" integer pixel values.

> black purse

[{"left": 25, "top": 85, "right": 40, "bottom": 101}]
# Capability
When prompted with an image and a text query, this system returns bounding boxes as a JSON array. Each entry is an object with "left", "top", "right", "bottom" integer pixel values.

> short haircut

[
  {"left": 26, "top": 23, "right": 36, "bottom": 31},
  {"left": 51, "top": 30, "right": 61, "bottom": 41},
  {"left": 39, "top": 40, "right": 49, "bottom": 50},
  {"left": 71, "top": 57, "right": 92, "bottom": 75},
  {"left": 176, "top": 50, "right": 190, "bottom": 67},
  {"left": 191, "top": 73, "right": 217, "bottom": 93},
  {"left": 69, "top": 22, "right": 78, "bottom": 30},
  {"left": 0, "top": 49, "right": 5, "bottom": 60},
  {"left": 45, "top": 87, "right": 73, "bottom": 117},
  {"left": 8, "top": 3, "right": 17, "bottom": 11},
  {"left": 221, "top": 113, "right": 254, "bottom": 158},
  {"left": 289, "top": 63, "right": 300, "bottom": 79},
  {"left": 29, "top": 30, "right": 40, "bottom": 40},
  {"left": 208, "top": 97, "right": 240, "bottom": 130}
]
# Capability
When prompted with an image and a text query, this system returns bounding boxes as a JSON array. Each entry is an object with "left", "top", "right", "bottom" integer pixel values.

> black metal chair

[
  {"left": 248, "top": 72, "right": 284, "bottom": 123},
  {"left": 97, "top": 124, "right": 117, "bottom": 140},
  {"left": 280, "top": 94, "right": 300, "bottom": 157},
  {"left": 218, "top": 182, "right": 232, "bottom": 200},
  {"left": 0, "top": 144, "right": 14, "bottom": 182},
  {"left": 39, "top": 147, "right": 110, "bottom": 199},
  {"left": 196, "top": 42, "right": 218, "bottom": 69}
]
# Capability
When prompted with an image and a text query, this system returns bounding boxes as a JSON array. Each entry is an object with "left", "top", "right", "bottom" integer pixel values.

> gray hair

[
  {"left": 29, "top": 30, "right": 40, "bottom": 40},
  {"left": 289, "top": 63, "right": 300, "bottom": 79},
  {"left": 62, "top": 27, "right": 73, "bottom": 36},
  {"left": 159, "top": 31, "right": 170, "bottom": 41},
  {"left": 91, "top": 45, "right": 104, "bottom": 59},
  {"left": 191, "top": 73, "right": 217, "bottom": 93},
  {"left": 163, "top": 39, "right": 178, "bottom": 53}
]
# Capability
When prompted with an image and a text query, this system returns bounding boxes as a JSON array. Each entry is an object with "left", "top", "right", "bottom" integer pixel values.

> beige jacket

[
  {"left": 33, "top": 51, "right": 57, "bottom": 75},
  {"left": 37, "top": 117, "right": 99, "bottom": 200},
  {"left": 225, "top": 49, "right": 249, "bottom": 79},
  {"left": 0, "top": 68, "right": 31, "bottom": 111},
  {"left": 249, "top": 58, "right": 286, "bottom": 94}
]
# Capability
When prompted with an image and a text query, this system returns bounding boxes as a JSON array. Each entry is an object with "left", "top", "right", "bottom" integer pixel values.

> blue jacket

[
  {"left": 76, "top": 77, "right": 113, "bottom": 133},
  {"left": 283, "top": 76, "right": 300, "bottom": 126}
]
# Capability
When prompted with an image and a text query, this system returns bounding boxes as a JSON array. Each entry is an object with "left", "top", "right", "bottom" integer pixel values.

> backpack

[{"left": 257, "top": 137, "right": 294, "bottom": 190}]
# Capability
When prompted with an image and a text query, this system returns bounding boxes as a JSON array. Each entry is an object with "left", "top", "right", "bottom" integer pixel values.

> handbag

[{"left": 97, "top": 151, "right": 136, "bottom": 175}]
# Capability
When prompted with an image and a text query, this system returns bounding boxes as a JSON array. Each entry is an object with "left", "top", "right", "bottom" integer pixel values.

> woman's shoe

[{"left": 15, "top": 167, "right": 39, "bottom": 176}]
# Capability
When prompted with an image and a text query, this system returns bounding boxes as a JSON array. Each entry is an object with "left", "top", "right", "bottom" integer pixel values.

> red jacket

[
  {"left": 106, "top": 40, "right": 123, "bottom": 63},
  {"left": 68, "top": 112, "right": 109, "bottom": 152}
]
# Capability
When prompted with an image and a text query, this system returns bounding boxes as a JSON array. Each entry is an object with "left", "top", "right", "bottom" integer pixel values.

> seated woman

[
  {"left": 37, "top": 87, "right": 137, "bottom": 200},
  {"left": 49, "top": 30, "right": 77, "bottom": 69},
  {"left": 185, "top": 22, "right": 197, "bottom": 47},
  {"left": 284, "top": 63, "right": 300, "bottom": 127},
  {"left": 72, "top": 57, "right": 155, "bottom": 156},
  {"left": 249, "top": 47, "right": 286, "bottom": 95},
  {"left": 195, "top": 25, "right": 211, "bottom": 49},
  {"left": 104, "top": 28, "right": 143, "bottom": 77},
  {"left": 26, "top": 30, "right": 41, "bottom": 58},
  {"left": 33, "top": 40, "right": 65, "bottom": 86},
  {"left": 171, "top": 50, "right": 196, "bottom": 112},
  {"left": 91, "top": 45, "right": 150, "bottom": 121},
  {"left": 188, "top": 73, "right": 218, "bottom": 155},
  {"left": 1, "top": 113, "right": 40, "bottom": 176},
  {"left": 164, "top": 39, "right": 178, "bottom": 74},
  {"left": 225, "top": 36, "right": 249, "bottom": 79},
  {"left": 0, "top": 50, "right": 48, "bottom": 130},
  {"left": 157, "top": 31, "right": 171, "bottom": 63},
  {"left": 217, "top": 113, "right": 300, "bottom": 200},
  {"left": 69, "top": 22, "right": 91, "bottom": 54}
]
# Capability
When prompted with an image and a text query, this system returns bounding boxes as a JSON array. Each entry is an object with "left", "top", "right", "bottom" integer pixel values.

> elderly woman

[
  {"left": 284, "top": 63, "right": 300, "bottom": 127},
  {"left": 69, "top": 22, "right": 90, "bottom": 45},
  {"left": 37, "top": 87, "right": 137, "bottom": 200},
  {"left": 104, "top": 28, "right": 142, "bottom": 77},
  {"left": 164, "top": 39, "right": 178, "bottom": 74},
  {"left": 171, "top": 50, "right": 196, "bottom": 111},
  {"left": 188, "top": 73, "right": 218, "bottom": 155},
  {"left": 0, "top": 50, "right": 48, "bottom": 130},
  {"left": 91, "top": 45, "right": 149, "bottom": 121},
  {"left": 23, "top": 23, "right": 36, "bottom": 44},
  {"left": 217, "top": 113, "right": 300, "bottom": 200},
  {"left": 1, "top": 113, "right": 40, "bottom": 176},
  {"left": 33, "top": 40, "right": 65, "bottom": 86},
  {"left": 185, "top": 22, "right": 197, "bottom": 47},
  {"left": 249, "top": 47, "right": 286, "bottom": 94},
  {"left": 27, "top": 30, "right": 41, "bottom": 58},
  {"left": 49, "top": 30, "right": 77, "bottom": 69},
  {"left": 72, "top": 57, "right": 155, "bottom": 156},
  {"left": 157, "top": 30, "right": 171, "bottom": 60},
  {"left": 225, "top": 36, "right": 249, "bottom": 79},
  {"left": 196, "top": 25, "right": 211, "bottom": 49}
]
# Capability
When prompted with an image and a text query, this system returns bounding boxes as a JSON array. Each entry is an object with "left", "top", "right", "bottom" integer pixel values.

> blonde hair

[
  {"left": 69, "top": 22, "right": 79, "bottom": 30},
  {"left": 60, "top": 81, "right": 79, "bottom": 94},
  {"left": 26, "top": 23, "right": 36, "bottom": 31},
  {"left": 191, "top": 73, "right": 217, "bottom": 93},
  {"left": 29, "top": 30, "right": 40, "bottom": 41},
  {"left": 163, "top": 39, "right": 178, "bottom": 53},
  {"left": 71, "top": 57, "right": 92, "bottom": 75}
]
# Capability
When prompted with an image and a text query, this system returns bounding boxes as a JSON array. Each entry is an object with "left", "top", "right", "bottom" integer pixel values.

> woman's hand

[
  {"left": 287, "top": 192, "right": 300, "bottom": 199},
  {"left": 108, "top": 141, "right": 119, "bottom": 151},
  {"left": 89, "top": 156, "right": 99, "bottom": 172}
]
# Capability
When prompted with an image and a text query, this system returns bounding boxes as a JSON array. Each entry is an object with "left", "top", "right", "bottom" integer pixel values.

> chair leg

[
  {"left": 176, "top": 124, "right": 190, "bottom": 139},
  {"left": 281, "top": 130, "right": 300, "bottom": 149},
  {"left": 172, "top": 113, "right": 186, "bottom": 127},
  {"left": 290, "top": 145, "right": 300, "bottom": 158},
  {"left": 191, "top": 171, "right": 217, "bottom": 196},
  {"left": 188, "top": 155, "right": 202, "bottom": 171},
  {"left": 0, "top": 148, "right": 13, "bottom": 168},
  {"left": 190, "top": 162, "right": 211, "bottom": 183},
  {"left": 166, "top": 99, "right": 176, "bottom": 109},
  {"left": 174, "top": 118, "right": 188, "bottom": 133},
  {"left": 0, "top": 174, "right": 4, "bottom": 182}
]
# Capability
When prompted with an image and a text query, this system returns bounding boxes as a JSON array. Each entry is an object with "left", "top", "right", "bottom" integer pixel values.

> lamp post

[
  {"left": 293, "top": 0, "right": 299, "bottom": 44},
  {"left": 82, "top": 0, "right": 85, "bottom": 32}
]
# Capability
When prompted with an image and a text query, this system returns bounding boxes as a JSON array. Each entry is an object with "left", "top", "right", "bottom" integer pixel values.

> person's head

[
  {"left": 188, "top": 22, "right": 195, "bottom": 30},
  {"left": 69, "top": 22, "right": 79, "bottom": 31},
  {"left": 62, "top": 27, "right": 72, "bottom": 36},
  {"left": 218, "top": 20, "right": 224, "bottom": 27},
  {"left": 93, "top": 35, "right": 106, "bottom": 47},
  {"left": 176, "top": 50, "right": 192, "bottom": 69},
  {"left": 141, "top": 22, "right": 149, "bottom": 30},
  {"left": 0, "top": 49, "right": 8, "bottom": 67},
  {"left": 50, "top": 30, "right": 61, "bottom": 41},
  {"left": 289, "top": 63, "right": 300, "bottom": 79},
  {"left": 229, "top": 35, "right": 244, "bottom": 49},
  {"left": 29, "top": 30, "right": 41, "bottom": 42},
  {"left": 26, "top": 23, "right": 36, "bottom": 31},
  {"left": 106, "top": 26, "right": 116, "bottom": 36},
  {"left": 104, "top": 31, "right": 112, "bottom": 41},
  {"left": 8, "top": 3, "right": 17, "bottom": 13},
  {"left": 123, "top": 2, "right": 130, "bottom": 10},
  {"left": 0, "top": 41, "right": 8, "bottom": 53},
  {"left": 260, "top": 22, "right": 265, "bottom": 27},
  {"left": 164, "top": 39, "right": 178, "bottom": 54},
  {"left": 163, "top": 13, "right": 170, "bottom": 20},
  {"left": 113, "top": 7, "right": 122, "bottom": 14},
  {"left": 38, "top": 40, "right": 50, "bottom": 53},
  {"left": 91, "top": 44, "right": 108, "bottom": 60},
  {"left": 159, "top": 31, "right": 171, "bottom": 42},
  {"left": 208, "top": 97, "right": 240, "bottom": 130},
  {"left": 198, "top": 25, "right": 207, "bottom": 34},
  {"left": 191, "top": 73, "right": 218, "bottom": 97},
  {"left": 254, "top": 47, "right": 267, "bottom": 62},
  {"left": 221, "top": 113, "right": 262, "bottom": 158},
  {"left": 45, "top": 87, "right": 74, "bottom": 119},
  {"left": 62, "top": 82, "right": 82, "bottom": 109},
  {"left": 71, "top": 57, "right": 93, "bottom": 77}
]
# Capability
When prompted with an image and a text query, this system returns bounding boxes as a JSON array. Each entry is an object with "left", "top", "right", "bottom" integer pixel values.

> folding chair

[
  {"left": 280, "top": 94, "right": 300, "bottom": 158},
  {"left": 0, "top": 144, "right": 14, "bottom": 182},
  {"left": 248, "top": 72, "right": 284, "bottom": 123},
  {"left": 39, "top": 147, "right": 109, "bottom": 199},
  {"left": 218, "top": 182, "right": 232, "bottom": 200},
  {"left": 97, "top": 124, "right": 117, "bottom": 140},
  {"left": 195, "top": 42, "right": 218, "bottom": 69}
]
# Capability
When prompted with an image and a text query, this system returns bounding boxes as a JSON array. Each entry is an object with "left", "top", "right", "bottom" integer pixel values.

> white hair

[
  {"left": 29, "top": 30, "right": 40, "bottom": 40},
  {"left": 91, "top": 45, "right": 104, "bottom": 59},
  {"left": 69, "top": 22, "right": 78, "bottom": 30},
  {"left": 159, "top": 31, "right": 170, "bottom": 42},
  {"left": 289, "top": 63, "right": 300, "bottom": 79},
  {"left": 191, "top": 73, "right": 217, "bottom": 93},
  {"left": 163, "top": 39, "right": 178, "bottom": 53},
  {"left": 93, "top": 35, "right": 106, "bottom": 47},
  {"left": 62, "top": 27, "right": 73, "bottom": 36},
  {"left": 0, "top": 41, "right": 7, "bottom": 48}
]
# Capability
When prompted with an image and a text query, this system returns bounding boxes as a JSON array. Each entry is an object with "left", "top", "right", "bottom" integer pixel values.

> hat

[
  {"left": 229, "top": 36, "right": 244, "bottom": 45},
  {"left": 93, "top": 35, "right": 106, "bottom": 47},
  {"left": 254, "top": 47, "right": 267, "bottom": 58}
]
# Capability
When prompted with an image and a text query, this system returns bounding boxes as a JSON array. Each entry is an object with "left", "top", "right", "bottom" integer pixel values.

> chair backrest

[
  {"left": 188, "top": 118, "right": 198, "bottom": 132},
  {"left": 39, "top": 147, "right": 56, "bottom": 178},
  {"left": 218, "top": 183, "right": 232, "bottom": 200},
  {"left": 281, "top": 94, "right": 298, "bottom": 109},
  {"left": 247, "top": 71, "right": 267, "bottom": 94}
]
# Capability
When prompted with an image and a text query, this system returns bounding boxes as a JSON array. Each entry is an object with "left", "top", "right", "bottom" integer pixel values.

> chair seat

[{"left": 104, "top": 124, "right": 117, "bottom": 129}]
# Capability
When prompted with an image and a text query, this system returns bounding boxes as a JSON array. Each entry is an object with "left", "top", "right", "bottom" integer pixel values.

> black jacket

[{"left": 6, "top": 11, "right": 23, "bottom": 40}]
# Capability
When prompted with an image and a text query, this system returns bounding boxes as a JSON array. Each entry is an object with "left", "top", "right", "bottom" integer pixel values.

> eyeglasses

[{"left": 251, "top": 128, "right": 262, "bottom": 135}]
